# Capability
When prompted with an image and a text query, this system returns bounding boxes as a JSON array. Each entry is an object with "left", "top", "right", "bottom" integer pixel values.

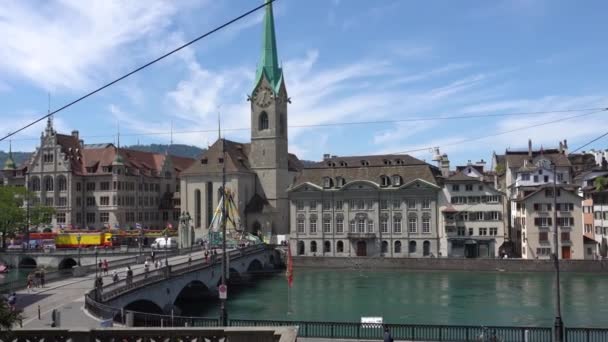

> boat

[{"left": 0, "top": 264, "right": 9, "bottom": 273}]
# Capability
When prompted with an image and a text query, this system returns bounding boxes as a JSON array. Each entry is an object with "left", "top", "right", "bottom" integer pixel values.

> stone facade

[
  {"left": 437, "top": 163, "right": 507, "bottom": 258},
  {"left": 288, "top": 155, "right": 442, "bottom": 258},
  {"left": 4, "top": 119, "right": 194, "bottom": 231}
]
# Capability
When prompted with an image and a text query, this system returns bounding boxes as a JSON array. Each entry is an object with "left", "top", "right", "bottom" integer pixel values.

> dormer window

[
  {"left": 218, "top": 158, "right": 224, "bottom": 164},
  {"left": 361, "top": 160, "right": 369, "bottom": 166},
  {"left": 335, "top": 177, "right": 345, "bottom": 188},
  {"left": 392, "top": 175, "right": 402, "bottom": 186},
  {"left": 201, "top": 158, "right": 208, "bottom": 164},
  {"left": 323, "top": 177, "right": 333, "bottom": 188},
  {"left": 383, "top": 159, "right": 391, "bottom": 165},
  {"left": 339, "top": 161, "right": 348, "bottom": 167},
  {"left": 394, "top": 159, "right": 403, "bottom": 165},
  {"left": 380, "top": 175, "right": 390, "bottom": 187}
]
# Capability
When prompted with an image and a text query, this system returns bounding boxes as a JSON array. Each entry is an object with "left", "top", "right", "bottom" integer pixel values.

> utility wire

[
  {"left": 0, "top": 0, "right": 277, "bottom": 143},
  {"left": 570, "top": 129, "right": 608, "bottom": 153},
  {"left": 2, "top": 106, "right": 606, "bottom": 143},
  {"left": 393, "top": 108, "right": 608, "bottom": 155}
]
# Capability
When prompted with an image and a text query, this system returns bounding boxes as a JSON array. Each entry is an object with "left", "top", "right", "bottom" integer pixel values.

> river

[{"left": 183, "top": 268, "right": 608, "bottom": 328}]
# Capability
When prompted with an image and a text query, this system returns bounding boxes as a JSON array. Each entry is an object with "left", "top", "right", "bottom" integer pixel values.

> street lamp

[
  {"left": 552, "top": 162, "right": 564, "bottom": 342},
  {"left": 164, "top": 232, "right": 169, "bottom": 267},
  {"left": 76, "top": 233, "right": 82, "bottom": 266},
  {"left": 94, "top": 246, "right": 99, "bottom": 279},
  {"left": 139, "top": 228, "right": 144, "bottom": 256}
]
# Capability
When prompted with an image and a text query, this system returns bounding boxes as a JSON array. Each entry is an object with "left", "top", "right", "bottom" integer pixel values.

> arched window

[
  {"left": 394, "top": 240, "right": 402, "bottom": 253},
  {"left": 44, "top": 176, "right": 54, "bottom": 191},
  {"left": 259, "top": 111, "right": 269, "bottom": 130},
  {"left": 335, "top": 177, "right": 345, "bottom": 188},
  {"left": 409, "top": 241, "right": 417, "bottom": 254},
  {"left": 31, "top": 177, "right": 41, "bottom": 191},
  {"left": 392, "top": 175, "right": 402, "bottom": 186},
  {"left": 57, "top": 176, "right": 67, "bottom": 192},
  {"left": 310, "top": 241, "right": 317, "bottom": 253},
  {"left": 194, "top": 189, "right": 201, "bottom": 228},
  {"left": 298, "top": 241, "right": 305, "bottom": 255},
  {"left": 336, "top": 240, "right": 344, "bottom": 253},
  {"left": 380, "top": 175, "right": 390, "bottom": 187},
  {"left": 324, "top": 241, "right": 331, "bottom": 253},
  {"left": 423, "top": 241, "right": 431, "bottom": 256},
  {"left": 323, "top": 177, "right": 333, "bottom": 188},
  {"left": 381, "top": 240, "right": 388, "bottom": 253}
]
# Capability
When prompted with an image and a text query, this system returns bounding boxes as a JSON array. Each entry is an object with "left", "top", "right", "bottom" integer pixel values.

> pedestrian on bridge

[
  {"left": 126, "top": 266, "right": 133, "bottom": 286},
  {"left": 103, "top": 259, "right": 109, "bottom": 275},
  {"left": 40, "top": 269, "right": 45, "bottom": 288}
]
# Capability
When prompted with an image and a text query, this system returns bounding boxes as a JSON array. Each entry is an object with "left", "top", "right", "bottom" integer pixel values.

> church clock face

[{"left": 253, "top": 86, "right": 274, "bottom": 108}]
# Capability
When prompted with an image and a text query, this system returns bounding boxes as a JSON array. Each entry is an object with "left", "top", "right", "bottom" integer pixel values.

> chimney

[
  {"left": 528, "top": 139, "right": 532, "bottom": 157},
  {"left": 71, "top": 130, "right": 79, "bottom": 140},
  {"left": 563, "top": 139, "right": 568, "bottom": 155},
  {"left": 323, "top": 154, "right": 330, "bottom": 161},
  {"left": 559, "top": 141, "right": 563, "bottom": 153},
  {"left": 476, "top": 159, "right": 486, "bottom": 171},
  {"left": 440, "top": 154, "right": 450, "bottom": 177}
]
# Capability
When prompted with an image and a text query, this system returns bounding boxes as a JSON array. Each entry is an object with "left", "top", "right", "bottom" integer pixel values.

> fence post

[
  {"left": 521, "top": 328, "right": 525, "bottom": 342},
  {"left": 587, "top": 328, "right": 590, "bottom": 342},
  {"left": 466, "top": 326, "right": 469, "bottom": 341}
]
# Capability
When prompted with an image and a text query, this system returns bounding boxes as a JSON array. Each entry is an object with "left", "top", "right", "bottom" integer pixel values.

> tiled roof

[
  {"left": 513, "top": 184, "right": 580, "bottom": 202},
  {"left": 503, "top": 151, "right": 571, "bottom": 168},
  {"left": 292, "top": 154, "right": 440, "bottom": 187},
  {"left": 445, "top": 173, "right": 479, "bottom": 182}
]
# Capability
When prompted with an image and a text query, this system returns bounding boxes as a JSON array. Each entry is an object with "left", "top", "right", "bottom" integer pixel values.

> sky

[{"left": 1, "top": 0, "right": 608, "bottom": 168}]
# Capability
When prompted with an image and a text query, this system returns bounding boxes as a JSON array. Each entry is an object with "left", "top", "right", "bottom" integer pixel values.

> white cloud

[{"left": 0, "top": 0, "right": 181, "bottom": 91}]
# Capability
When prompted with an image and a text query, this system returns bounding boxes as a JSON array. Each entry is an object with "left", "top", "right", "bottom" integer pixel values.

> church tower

[{"left": 249, "top": 0, "right": 290, "bottom": 234}]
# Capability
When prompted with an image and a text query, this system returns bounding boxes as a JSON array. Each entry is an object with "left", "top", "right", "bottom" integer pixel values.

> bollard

[{"left": 38, "top": 305, "right": 41, "bottom": 320}]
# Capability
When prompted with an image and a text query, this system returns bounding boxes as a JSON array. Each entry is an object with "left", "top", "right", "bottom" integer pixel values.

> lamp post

[
  {"left": 94, "top": 246, "right": 99, "bottom": 279},
  {"left": 76, "top": 233, "right": 82, "bottom": 266},
  {"left": 552, "top": 163, "right": 564, "bottom": 342},
  {"left": 164, "top": 232, "right": 169, "bottom": 267},
  {"left": 139, "top": 228, "right": 144, "bottom": 256}
]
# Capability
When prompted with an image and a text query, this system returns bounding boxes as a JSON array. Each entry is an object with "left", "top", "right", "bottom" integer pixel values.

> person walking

[
  {"left": 103, "top": 259, "right": 109, "bottom": 275},
  {"left": 40, "top": 269, "right": 46, "bottom": 288},
  {"left": 112, "top": 270, "right": 119, "bottom": 282},
  {"left": 144, "top": 260, "right": 149, "bottom": 277},
  {"left": 26, "top": 273, "right": 33, "bottom": 292},
  {"left": 126, "top": 266, "right": 133, "bottom": 286},
  {"left": 383, "top": 326, "right": 394, "bottom": 342}
]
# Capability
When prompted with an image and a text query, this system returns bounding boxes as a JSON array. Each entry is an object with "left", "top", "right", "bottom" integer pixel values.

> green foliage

[
  {"left": 0, "top": 298, "right": 23, "bottom": 331},
  {"left": 595, "top": 177, "right": 607, "bottom": 192},
  {"left": 0, "top": 187, "right": 54, "bottom": 248},
  {"left": 495, "top": 164, "right": 506, "bottom": 175}
]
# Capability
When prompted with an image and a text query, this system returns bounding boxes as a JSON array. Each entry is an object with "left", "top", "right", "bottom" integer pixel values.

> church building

[{"left": 179, "top": 0, "right": 301, "bottom": 244}]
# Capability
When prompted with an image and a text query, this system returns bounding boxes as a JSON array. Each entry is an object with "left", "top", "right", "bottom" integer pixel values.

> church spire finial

[
  {"left": 254, "top": 0, "right": 282, "bottom": 92},
  {"left": 3, "top": 140, "right": 16, "bottom": 171},
  {"left": 113, "top": 120, "right": 124, "bottom": 165}
]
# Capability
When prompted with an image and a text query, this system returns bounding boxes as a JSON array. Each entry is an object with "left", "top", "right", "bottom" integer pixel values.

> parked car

[{"left": 151, "top": 237, "right": 178, "bottom": 249}]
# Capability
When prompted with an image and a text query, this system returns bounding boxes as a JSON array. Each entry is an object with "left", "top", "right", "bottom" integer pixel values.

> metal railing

[{"left": 565, "top": 328, "right": 608, "bottom": 342}]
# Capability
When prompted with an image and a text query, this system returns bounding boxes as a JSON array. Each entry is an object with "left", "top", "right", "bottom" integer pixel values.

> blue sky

[{"left": 1, "top": 0, "right": 608, "bottom": 167}]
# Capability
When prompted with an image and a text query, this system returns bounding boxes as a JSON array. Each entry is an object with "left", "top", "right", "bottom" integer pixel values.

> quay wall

[{"left": 292, "top": 256, "right": 608, "bottom": 273}]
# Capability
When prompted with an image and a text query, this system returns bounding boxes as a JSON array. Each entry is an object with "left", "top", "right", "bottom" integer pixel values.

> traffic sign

[{"left": 219, "top": 284, "right": 227, "bottom": 299}]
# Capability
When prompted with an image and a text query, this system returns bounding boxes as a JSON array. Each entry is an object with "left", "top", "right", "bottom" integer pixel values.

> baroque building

[
  {"left": 180, "top": 0, "right": 300, "bottom": 244},
  {"left": 4, "top": 118, "right": 194, "bottom": 231},
  {"left": 288, "top": 154, "right": 442, "bottom": 258}
]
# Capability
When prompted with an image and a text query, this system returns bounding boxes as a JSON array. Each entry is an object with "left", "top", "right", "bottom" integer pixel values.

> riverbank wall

[{"left": 293, "top": 256, "right": 608, "bottom": 272}]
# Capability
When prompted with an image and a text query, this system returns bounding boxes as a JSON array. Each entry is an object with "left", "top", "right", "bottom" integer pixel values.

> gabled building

[
  {"left": 437, "top": 160, "right": 507, "bottom": 258},
  {"left": 1, "top": 142, "right": 27, "bottom": 187},
  {"left": 180, "top": 0, "right": 301, "bottom": 244},
  {"left": 288, "top": 154, "right": 442, "bottom": 258},
  {"left": 577, "top": 169, "right": 608, "bottom": 258}
]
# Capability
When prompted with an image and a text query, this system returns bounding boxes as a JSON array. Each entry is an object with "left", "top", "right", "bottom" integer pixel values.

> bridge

[
  {"left": 0, "top": 247, "right": 174, "bottom": 270},
  {"left": 87, "top": 244, "right": 280, "bottom": 317}
]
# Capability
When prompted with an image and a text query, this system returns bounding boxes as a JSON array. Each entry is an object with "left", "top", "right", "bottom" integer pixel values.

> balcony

[{"left": 347, "top": 232, "right": 377, "bottom": 239}]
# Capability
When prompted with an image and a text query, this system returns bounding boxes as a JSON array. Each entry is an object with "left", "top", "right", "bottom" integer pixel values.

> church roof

[
  {"left": 254, "top": 0, "right": 283, "bottom": 93},
  {"left": 292, "top": 154, "right": 441, "bottom": 188}
]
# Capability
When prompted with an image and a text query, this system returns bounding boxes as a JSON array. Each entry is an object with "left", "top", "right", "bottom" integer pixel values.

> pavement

[{"left": 14, "top": 250, "right": 212, "bottom": 329}]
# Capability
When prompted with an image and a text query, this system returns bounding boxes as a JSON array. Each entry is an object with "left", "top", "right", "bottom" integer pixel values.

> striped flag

[
  {"left": 136, "top": 223, "right": 142, "bottom": 230},
  {"left": 286, "top": 243, "right": 293, "bottom": 288}
]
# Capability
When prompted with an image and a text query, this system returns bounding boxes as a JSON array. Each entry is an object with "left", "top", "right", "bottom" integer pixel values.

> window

[
  {"left": 323, "top": 218, "right": 331, "bottom": 233},
  {"left": 381, "top": 241, "right": 388, "bottom": 253},
  {"left": 380, "top": 200, "right": 388, "bottom": 210},
  {"left": 309, "top": 200, "right": 317, "bottom": 210},
  {"left": 76, "top": 213, "right": 82, "bottom": 223},
  {"left": 393, "top": 217, "right": 402, "bottom": 233},
  {"left": 557, "top": 173, "right": 564, "bottom": 182},
  {"left": 452, "top": 185, "right": 460, "bottom": 191},
  {"left": 468, "top": 228, "right": 474, "bottom": 236},
  {"left": 537, "top": 248, "right": 552, "bottom": 256},
  {"left": 394, "top": 241, "right": 402, "bottom": 253},
  {"left": 100, "top": 182, "right": 110, "bottom": 191},
  {"left": 544, "top": 176, "right": 549, "bottom": 182},
  {"left": 557, "top": 217, "right": 574, "bottom": 227},
  {"left": 355, "top": 200, "right": 365, "bottom": 210},
  {"left": 422, "top": 216, "right": 431, "bottom": 233},
  {"left": 259, "top": 112, "right": 269, "bottom": 130},
  {"left": 479, "top": 228, "right": 487, "bottom": 236},
  {"left": 323, "top": 177, "right": 332, "bottom": 188},
  {"left": 76, "top": 197, "right": 82, "bottom": 206},
  {"left": 409, "top": 241, "right": 417, "bottom": 253},
  {"left": 56, "top": 213, "right": 66, "bottom": 224},
  {"left": 336, "top": 218, "right": 344, "bottom": 233},
  {"left": 100, "top": 196, "right": 109, "bottom": 206},
  {"left": 335, "top": 177, "right": 345, "bottom": 187},
  {"left": 323, "top": 241, "right": 331, "bottom": 253},
  {"left": 57, "top": 177, "right": 67, "bottom": 191},
  {"left": 408, "top": 216, "right": 417, "bottom": 233},
  {"left": 31, "top": 177, "right": 41, "bottom": 191},
  {"left": 422, "top": 199, "right": 431, "bottom": 209},
  {"left": 56, "top": 197, "right": 66, "bottom": 207},
  {"left": 539, "top": 232, "right": 548, "bottom": 242},
  {"left": 86, "top": 212, "right": 95, "bottom": 223},
  {"left": 465, "top": 184, "right": 473, "bottom": 191},
  {"left": 561, "top": 232, "right": 570, "bottom": 242},
  {"left": 335, "top": 200, "right": 343, "bottom": 210},
  {"left": 392, "top": 175, "right": 402, "bottom": 186},
  {"left": 296, "top": 201, "right": 304, "bottom": 211},
  {"left": 44, "top": 177, "right": 54, "bottom": 191},
  {"left": 381, "top": 218, "right": 388, "bottom": 233},
  {"left": 309, "top": 218, "right": 317, "bottom": 233},
  {"left": 337, "top": 241, "right": 344, "bottom": 253},
  {"left": 86, "top": 182, "right": 95, "bottom": 191},
  {"left": 86, "top": 197, "right": 96, "bottom": 206},
  {"left": 367, "top": 220, "right": 374, "bottom": 233},
  {"left": 297, "top": 218, "right": 305, "bottom": 233},
  {"left": 490, "top": 211, "right": 501, "bottom": 220},
  {"left": 380, "top": 175, "right": 390, "bottom": 187},
  {"left": 468, "top": 196, "right": 481, "bottom": 204},
  {"left": 489, "top": 227, "right": 498, "bottom": 236},
  {"left": 478, "top": 185, "right": 483, "bottom": 191},
  {"left": 556, "top": 203, "right": 574, "bottom": 212},
  {"left": 457, "top": 227, "right": 466, "bottom": 236},
  {"left": 534, "top": 217, "right": 552, "bottom": 227},
  {"left": 521, "top": 173, "right": 530, "bottom": 181},
  {"left": 451, "top": 196, "right": 467, "bottom": 204},
  {"left": 533, "top": 175, "right": 539, "bottom": 182},
  {"left": 100, "top": 213, "right": 109, "bottom": 223},
  {"left": 349, "top": 220, "right": 356, "bottom": 232},
  {"left": 585, "top": 224, "right": 593, "bottom": 234},
  {"left": 323, "top": 200, "right": 331, "bottom": 211},
  {"left": 310, "top": 241, "right": 317, "bottom": 253},
  {"left": 408, "top": 200, "right": 416, "bottom": 209},
  {"left": 487, "top": 195, "right": 501, "bottom": 203},
  {"left": 471, "top": 212, "right": 483, "bottom": 221},
  {"left": 357, "top": 219, "right": 365, "bottom": 233}
]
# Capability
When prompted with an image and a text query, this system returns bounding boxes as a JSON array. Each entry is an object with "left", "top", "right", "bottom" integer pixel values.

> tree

[
  {"left": 0, "top": 186, "right": 54, "bottom": 248},
  {"left": 595, "top": 176, "right": 607, "bottom": 192},
  {"left": 0, "top": 298, "right": 22, "bottom": 331}
]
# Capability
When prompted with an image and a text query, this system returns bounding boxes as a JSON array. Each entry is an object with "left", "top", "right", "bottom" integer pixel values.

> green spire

[
  {"left": 254, "top": 0, "right": 283, "bottom": 93},
  {"left": 3, "top": 141, "right": 16, "bottom": 170}
]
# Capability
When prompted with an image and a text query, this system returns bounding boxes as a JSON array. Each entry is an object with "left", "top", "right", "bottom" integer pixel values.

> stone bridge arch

[
  {"left": 19, "top": 256, "right": 37, "bottom": 268},
  {"left": 247, "top": 258, "right": 263, "bottom": 272},
  {"left": 174, "top": 280, "right": 214, "bottom": 316},
  {"left": 58, "top": 257, "right": 78, "bottom": 270},
  {"left": 124, "top": 299, "right": 164, "bottom": 315}
]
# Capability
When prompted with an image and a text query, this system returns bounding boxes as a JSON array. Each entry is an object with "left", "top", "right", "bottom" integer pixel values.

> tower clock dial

[{"left": 253, "top": 86, "right": 274, "bottom": 108}]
